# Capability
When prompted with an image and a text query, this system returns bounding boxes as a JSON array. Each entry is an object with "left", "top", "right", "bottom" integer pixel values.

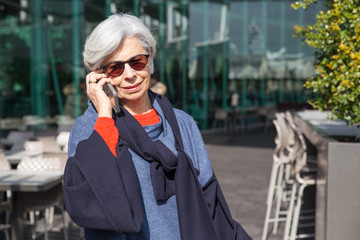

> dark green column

[
  {"left": 241, "top": 0, "right": 248, "bottom": 109},
  {"left": 72, "top": 0, "right": 81, "bottom": 118},
  {"left": 297, "top": 9, "right": 304, "bottom": 102},
  {"left": 260, "top": 0, "right": 267, "bottom": 106},
  {"left": 181, "top": 0, "right": 188, "bottom": 111},
  {"left": 105, "top": 0, "right": 111, "bottom": 17},
  {"left": 222, "top": 0, "right": 229, "bottom": 109},
  {"left": 30, "top": 0, "right": 45, "bottom": 117},
  {"left": 279, "top": 1, "right": 286, "bottom": 103},
  {"left": 133, "top": 0, "right": 140, "bottom": 17},
  {"left": 202, "top": 0, "right": 209, "bottom": 129},
  {"left": 47, "top": 29, "right": 64, "bottom": 115},
  {"left": 158, "top": 1, "right": 166, "bottom": 86}
]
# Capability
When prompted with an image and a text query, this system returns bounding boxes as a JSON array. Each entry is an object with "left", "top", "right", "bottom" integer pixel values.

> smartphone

[{"left": 103, "top": 83, "right": 120, "bottom": 113}]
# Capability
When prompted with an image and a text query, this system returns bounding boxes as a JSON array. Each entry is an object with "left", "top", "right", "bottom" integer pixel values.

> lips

[{"left": 122, "top": 82, "right": 142, "bottom": 91}]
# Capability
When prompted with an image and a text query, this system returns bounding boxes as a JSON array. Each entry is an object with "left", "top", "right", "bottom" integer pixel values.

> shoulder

[
  {"left": 172, "top": 108, "right": 200, "bottom": 141},
  {"left": 173, "top": 108, "right": 201, "bottom": 138},
  {"left": 68, "top": 101, "right": 98, "bottom": 157},
  {"left": 173, "top": 108, "right": 197, "bottom": 127}
]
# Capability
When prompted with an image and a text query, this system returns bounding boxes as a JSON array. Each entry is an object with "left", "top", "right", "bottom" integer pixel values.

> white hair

[{"left": 83, "top": 13, "right": 156, "bottom": 74}]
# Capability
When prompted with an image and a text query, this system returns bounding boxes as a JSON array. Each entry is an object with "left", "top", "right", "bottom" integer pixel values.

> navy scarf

[{"left": 113, "top": 91, "right": 251, "bottom": 240}]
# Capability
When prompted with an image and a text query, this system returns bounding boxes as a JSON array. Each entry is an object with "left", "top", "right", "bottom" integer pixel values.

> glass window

[{"left": 0, "top": 0, "right": 326, "bottom": 130}]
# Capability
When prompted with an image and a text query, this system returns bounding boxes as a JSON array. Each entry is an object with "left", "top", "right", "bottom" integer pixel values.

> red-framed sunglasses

[{"left": 102, "top": 54, "right": 150, "bottom": 77}]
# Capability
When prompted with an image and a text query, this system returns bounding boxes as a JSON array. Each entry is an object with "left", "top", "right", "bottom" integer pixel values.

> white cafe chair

[
  {"left": 24, "top": 141, "right": 44, "bottom": 152},
  {"left": 212, "top": 108, "right": 229, "bottom": 131},
  {"left": 262, "top": 112, "right": 297, "bottom": 240},
  {"left": 56, "top": 131, "right": 70, "bottom": 152},
  {"left": 17, "top": 154, "right": 68, "bottom": 240},
  {"left": 283, "top": 112, "right": 317, "bottom": 240},
  {"left": 36, "top": 137, "right": 62, "bottom": 153},
  {"left": 6, "top": 131, "right": 35, "bottom": 152}
]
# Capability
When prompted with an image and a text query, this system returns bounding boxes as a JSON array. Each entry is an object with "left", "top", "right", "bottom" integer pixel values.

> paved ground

[{"left": 203, "top": 128, "right": 284, "bottom": 240}]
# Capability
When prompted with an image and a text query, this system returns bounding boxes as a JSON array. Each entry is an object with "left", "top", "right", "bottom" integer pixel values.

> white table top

[{"left": 0, "top": 170, "right": 63, "bottom": 192}]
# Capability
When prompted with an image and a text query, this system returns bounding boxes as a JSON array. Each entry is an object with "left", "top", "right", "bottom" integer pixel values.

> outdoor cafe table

[
  {"left": 294, "top": 110, "right": 360, "bottom": 240},
  {"left": 0, "top": 170, "right": 63, "bottom": 240}
]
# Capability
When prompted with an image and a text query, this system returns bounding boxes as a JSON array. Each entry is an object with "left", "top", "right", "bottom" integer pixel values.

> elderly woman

[{"left": 63, "top": 13, "right": 251, "bottom": 240}]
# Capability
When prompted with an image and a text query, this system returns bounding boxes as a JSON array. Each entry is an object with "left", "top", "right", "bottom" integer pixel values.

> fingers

[
  {"left": 86, "top": 71, "right": 110, "bottom": 96},
  {"left": 86, "top": 71, "right": 107, "bottom": 92},
  {"left": 86, "top": 70, "right": 114, "bottom": 117}
]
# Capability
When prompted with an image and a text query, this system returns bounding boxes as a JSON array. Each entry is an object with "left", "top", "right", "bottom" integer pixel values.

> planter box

[{"left": 295, "top": 110, "right": 360, "bottom": 240}]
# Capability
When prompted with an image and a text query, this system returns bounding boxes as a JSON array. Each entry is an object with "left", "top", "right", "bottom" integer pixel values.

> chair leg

[
  {"left": 0, "top": 230, "right": 10, "bottom": 240},
  {"left": 4, "top": 231, "right": 10, "bottom": 240},
  {"left": 48, "top": 207, "right": 55, "bottom": 226},
  {"left": 31, "top": 212, "right": 38, "bottom": 240},
  {"left": 283, "top": 183, "right": 297, "bottom": 240},
  {"left": 273, "top": 164, "right": 285, "bottom": 233},
  {"left": 262, "top": 162, "right": 281, "bottom": 240},
  {"left": 80, "top": 228, "right": 85, "bottom": 239},
  {"left": 31, "top": 211, "right": 45, "bottom": 240},
  {"left": 60, "top": 205, "right": 69, "bottom": 240},
  {"left": 44, "top": 209, "right": 49, "bottom": 240},
  {"left": 29, "top": 211, "right": 35, "bottom": 224},
  {"left": 290, "top": 184, "right": 307, "bottom": 240}
]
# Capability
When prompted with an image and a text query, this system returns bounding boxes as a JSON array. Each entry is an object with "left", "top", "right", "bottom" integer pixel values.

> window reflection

[{"left": 0, "top": 0, "right": 325, "bottom": 130}]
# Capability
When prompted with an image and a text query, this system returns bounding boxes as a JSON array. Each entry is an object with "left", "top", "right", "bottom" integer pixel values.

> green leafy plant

[{"left": 292, "top": 0, "right": 360, "bottom": 125}]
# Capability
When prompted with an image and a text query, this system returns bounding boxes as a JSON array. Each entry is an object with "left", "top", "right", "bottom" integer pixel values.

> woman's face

[{"left": 103, "top": 37, "right": 151, "bottom": 108}]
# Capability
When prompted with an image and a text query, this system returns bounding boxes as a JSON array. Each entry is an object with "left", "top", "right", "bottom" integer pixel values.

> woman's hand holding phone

[{"left": 86, "top": 70, "right": 115, "bottom": 118}]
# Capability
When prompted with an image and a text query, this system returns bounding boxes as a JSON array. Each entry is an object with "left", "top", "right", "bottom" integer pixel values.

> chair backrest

[
  {"left": 57, "top": 124, "right": 73, "bottom": 132},
  {"left": 24, "top": 141, "right": 44, "bottom": 152},
  {"left": 7, "top": 131, "right": 34, "bottom": 142},
  {"left": 272, "top": 119, "right": 283, "bottom": 161},
  {"left": 23, "top": 115, "right": 43, "bottom": 127},
  {"left": 34, "top": 128, "right": 57, "bottom": 138},
  {"left": 56, "top": 131, "right": 70, "bottom": 152},
  {"left": 285, "top": 111, "right": 308, "bottom": 175},
  {"left": 273, "top": 112, "right": 295, "bottom": 164},
  {"left": 37, "top": 137, "right": 62, "bottom": 153},
  {"left": 0, "top": 118, "right": 24, "bottom": 130},
  {"left": 214, "top": 108, "right": 228, "bottom": 120},
  {"left": 0, "top": 149, "right": 11, "bottom": 170},
  {"left": 17, "top": 152, "right": 66, "bottom": 212},
  {"left": 7, "top": 131, "right": 35, "bottom": 152},
  {"left": 17, "top": 153, "right": 66, "bottom": 172},
  {"left": 42, "top": 151, "right": 68, "bottom": 170},
  {"left": 56, "top": 115, "right": 75, "bottom": 127}
]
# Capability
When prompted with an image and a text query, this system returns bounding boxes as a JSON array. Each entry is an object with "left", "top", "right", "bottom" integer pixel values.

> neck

[{"left": 121, "top": 94, "right": 153, "bottom": 115}]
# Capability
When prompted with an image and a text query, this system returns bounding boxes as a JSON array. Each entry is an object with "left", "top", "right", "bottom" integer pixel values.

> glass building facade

[{"left": 0, "top": 0, "right": 325, "bottom": 129}]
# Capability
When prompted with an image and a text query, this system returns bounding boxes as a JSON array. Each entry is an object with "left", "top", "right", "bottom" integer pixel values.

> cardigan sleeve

[
  {"left": 63, "top": 131, "right": 143, "bottom": 233},
  {"left": 173, "top": 109, "right": 252, "bottom": 239},
  {"left": 202, "top": 174, "right": 252, "bottom": 240}
]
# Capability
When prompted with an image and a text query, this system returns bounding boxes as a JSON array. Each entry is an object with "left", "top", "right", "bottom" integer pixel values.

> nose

[{"left": 122, "top": 63, "right": 136, "bottom": 79}]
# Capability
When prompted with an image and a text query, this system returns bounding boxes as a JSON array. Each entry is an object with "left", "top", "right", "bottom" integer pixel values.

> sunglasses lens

[
  {"left": 106, "top": 62, "right": 124, "bottom": 77},
  {"left": 129, "top": 55, "right": 148, "bottom": 70},
  {"left": 104, "top": 54, "right": 149, "bottom": 77}
]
